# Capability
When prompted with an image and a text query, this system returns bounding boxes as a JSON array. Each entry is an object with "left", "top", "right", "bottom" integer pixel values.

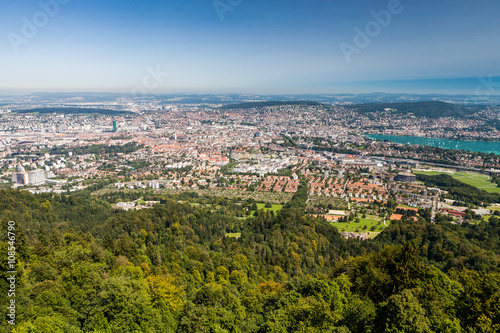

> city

[
  {"left": 2, "top": 98, "right": 500, "bottom": 239},
  {"left": 2, "top": 0, "right": 500, "bottom": 331}
]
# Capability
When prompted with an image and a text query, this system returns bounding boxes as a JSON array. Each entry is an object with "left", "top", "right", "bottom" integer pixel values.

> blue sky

[{"left": 1, "top": 0, "right": 499, "bottom": 94}]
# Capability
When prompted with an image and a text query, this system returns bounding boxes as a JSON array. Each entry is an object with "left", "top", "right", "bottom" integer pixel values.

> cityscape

[
  {"left": 2, "top": 97, "right": 500, "bottom": 229},
  {"left": 1, "top": 0, "right": 500, "bottom": 332}
]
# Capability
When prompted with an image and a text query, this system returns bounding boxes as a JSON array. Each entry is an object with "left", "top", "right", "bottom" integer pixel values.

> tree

[
  {"left": 377, "top": 289, "right": 432, "bottom": 333},
  {"left": 146, "top": 274, "right": 185, "bottom": 312}
]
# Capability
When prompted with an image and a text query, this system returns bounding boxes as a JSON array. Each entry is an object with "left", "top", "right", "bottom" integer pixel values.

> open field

[
  {"left": 330, "top": 214, "right": 386, "bottom": 234},
  {"left": 255, "top": 203, "right": 283, "bottom": 212},
  {"left": 247, "top": 203, "right": 284, "bottom": 216},
  {"left": 487, "top": 205, "right": 500, "bottom": 211},
  {"left": 188, "top": 203, "right": 222, "bottom": 210},
  {"left": 415, "top": 171, "right": 449, "bottom": 176},
  {"left": 482, "top": 215, "right": 492, "bottom": 222},
  {"left": 415, "top": 171, "right": 500, "bottom": 194}
]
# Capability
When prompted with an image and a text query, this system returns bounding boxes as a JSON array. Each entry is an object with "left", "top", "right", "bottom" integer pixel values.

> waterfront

[{"left": 365, "top": 134, "right": 500, "bottom": 155}]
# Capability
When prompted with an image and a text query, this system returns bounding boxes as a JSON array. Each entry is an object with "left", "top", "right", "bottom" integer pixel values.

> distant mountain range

[{"left": 1, "top": 92, "right": 499, "bottom": 106}]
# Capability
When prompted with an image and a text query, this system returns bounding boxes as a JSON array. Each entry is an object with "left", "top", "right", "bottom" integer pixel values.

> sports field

[{"left": 415, "top": 171, "right": 500, "bottom": 194}]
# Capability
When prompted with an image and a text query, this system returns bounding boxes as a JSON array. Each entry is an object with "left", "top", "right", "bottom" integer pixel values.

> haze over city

[{"left": 1, "top": 0, "right": 499, "bottom": 95}]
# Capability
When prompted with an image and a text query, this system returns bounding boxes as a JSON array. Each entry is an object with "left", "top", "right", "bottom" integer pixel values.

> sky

[{"left": 0, "top": 0, "right": 499, "bottom": 95}]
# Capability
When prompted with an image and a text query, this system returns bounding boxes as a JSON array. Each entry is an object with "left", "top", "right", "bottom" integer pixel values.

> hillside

[
  {"left": 345, "top": 101, "right": 480, "bottom": 118},
  {"left": 15, "top": 107, "right": 133, "bottom": 116},
  {"left": 220, "top": 101, "right": 325, "bottom": 110},
  {"left": 1, "top": 188, "right": 500, "bottom": 331}
]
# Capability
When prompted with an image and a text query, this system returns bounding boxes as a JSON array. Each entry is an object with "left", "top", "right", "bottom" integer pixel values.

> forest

[
  {"left": 345, "top": 101, "right": 480, "bottom": 118},
  {"left": 14, "top": 108, "right": 133, "bottom": 116},
  {"left": 42, "top": 143, "right": 144, "bottom": 157},
  {"left": 416, "top": 174, "right": 500, "bottom": 205},
  {"left": 220, "top": 101, "right": 324, "bottom": 110},
  {"left": 1, "top": 188, "right": 499, "bottom": 332}
]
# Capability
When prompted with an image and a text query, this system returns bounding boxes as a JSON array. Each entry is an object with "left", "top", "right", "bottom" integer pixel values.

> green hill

[
  {"left": 15, "top": 107, "right": 134, "bottom": 116},
  {"left": 345, "top": 101, "right": 480, "bottom": 118},
  {"left": 220, "top": 100, "right": 325, "bottom": 109},
  {"left": 1, "top": 188, "right": 500, "bottom": 331}
]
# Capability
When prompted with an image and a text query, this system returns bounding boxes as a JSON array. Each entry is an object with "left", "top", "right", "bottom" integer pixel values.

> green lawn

[
  {"left": 331, "top": 215, "right": 387, "bottom": 234},
  {"left": 225, "top": 233, "right": 241, "bottom": 238},
  {"left": 414, "top": 171, "right": 448, "bottom": 176},
  {"left": 415, "top": 171, "right": 500, "bottom": 194},
  {"left": 453, "top": 172, "right": 500, "bottom": 193},
  {"left": 256, "top": 203, "right": 283, "bottom": 212},
  {"left": 189, "top": 203, "right": 222, "bottom": 208},
  {"left": 482, "top": 215, "right": 492, "bottom": 222},
  {"left": 247, "top": 203, "right": 284, "bottom": 217}
]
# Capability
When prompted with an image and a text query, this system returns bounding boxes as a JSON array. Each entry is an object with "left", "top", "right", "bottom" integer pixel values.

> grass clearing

[
  {"left": 225, "top": 233, "right": 241, "bottom": 238},
  {"left": 331, "top": 214, "right": 387, "bottom": 233},
  {"left": 256, "top": 203, "right": 283, "bottom": 212},
  {"left": 415, "top": 171, "right": 500, "bottom": 194},
  {"left": 415, "top": 171, "right": 449, "bottom": 176}
]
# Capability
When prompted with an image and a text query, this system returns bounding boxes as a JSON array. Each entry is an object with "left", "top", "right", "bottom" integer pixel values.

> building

[
  {"left": 394, "top": 173, "right": 417, "bottom": 183},
  {"left": 12, "top": 166, "right": 48, "bottom": 186},
  {"left": 27, "top": 169, "right": 47, "bottom": 185},
  {"left": 12, "top": 172, "right": 26, "bottom": 185},
  {"left": 12, "top": 165, "right": 27, "bottom": 185},
  {"left": 148, "top": 181, "right": 160, "bottom": 189},
  {"left": 443, "top": 209, "right": 466, "bottom": 218}
]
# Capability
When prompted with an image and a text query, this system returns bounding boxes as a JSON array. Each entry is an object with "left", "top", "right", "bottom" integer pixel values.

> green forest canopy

[
  {"left": 417, "top": 173, "right": 500, "bottom": 205},
  {"left": 0, "top": 188, "right": 499, "bottom": 332},
  {"left": 220, "top": 101, "right": 325, "bottom": 110},
  {"left": 345, "top": 101, "right": 481, "bottom": 118},
  {"left": 15, "top": 107, "right": 134, "bottom": 116}
]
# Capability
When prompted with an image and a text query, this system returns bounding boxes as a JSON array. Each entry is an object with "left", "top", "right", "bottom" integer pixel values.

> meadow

[
  {"left": 415, "top": 171, "right": 500, "bottom": 194},
  {"left": 331, "top": 214, "right": 387, "bottom": 237}
]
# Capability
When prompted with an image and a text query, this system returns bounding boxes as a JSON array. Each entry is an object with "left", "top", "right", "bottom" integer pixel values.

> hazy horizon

[{"left": 1, "top": 0, "right": 499, "bottom": 95}]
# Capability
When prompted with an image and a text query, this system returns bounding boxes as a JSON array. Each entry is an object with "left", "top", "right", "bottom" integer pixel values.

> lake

[{"left": 364, "top": 134, "right": 500, "bottom": 155}]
